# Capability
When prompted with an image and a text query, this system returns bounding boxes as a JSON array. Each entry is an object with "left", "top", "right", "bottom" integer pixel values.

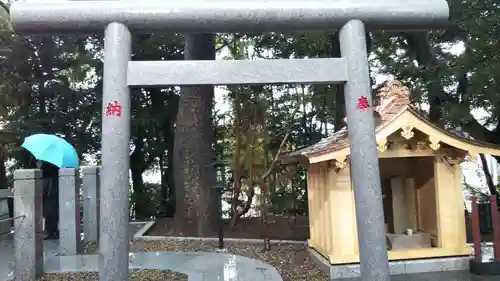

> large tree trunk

[
  {"left": 174, "top": 34, "right": 216, "bottom": 236},
  {"left": 150, "top": 88, "right": 179, "bottom": 217},
  {"left": 330, "top": 33, "right": 346, "bottom": 132},
  {"left": 130, "top": 165, "right": 145, "bottom": 218},
  {"left": 130, "top": 136, "right": 147, "bottom": 219},
  {"left": 166, "top": 93, "right": 179, "bottom": 217},
  {"left": 0, "top": 152, "right": 6, "bottom": 189}
]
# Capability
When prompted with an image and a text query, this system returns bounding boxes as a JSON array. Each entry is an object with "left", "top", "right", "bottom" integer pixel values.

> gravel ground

[
  {"left": 37, "top": 270, "right": 187, "bottom": 281},
  {"left": 43, "top": 240, "right": 326, "bottom": 281}
]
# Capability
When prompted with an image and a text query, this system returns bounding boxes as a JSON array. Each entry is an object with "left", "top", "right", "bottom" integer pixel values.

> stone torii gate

[{"left": 10, "top": 1, "right": 449, "bottom": 281}]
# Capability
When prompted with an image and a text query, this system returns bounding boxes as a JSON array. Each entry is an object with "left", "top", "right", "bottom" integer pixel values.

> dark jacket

[{"left": 42, "top": 162, "right": 59, "bottom": 213}]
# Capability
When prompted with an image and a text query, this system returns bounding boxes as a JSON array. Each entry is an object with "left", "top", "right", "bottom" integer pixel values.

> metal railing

[
  {"left": 0, "top": 215, "right": 24, "bottom": 224},
  {"left": 0, "top": 214, "right": 25, "bottom": 239},
  {"left": 0, "top": 190, "right": 13, "bottom": 238}
]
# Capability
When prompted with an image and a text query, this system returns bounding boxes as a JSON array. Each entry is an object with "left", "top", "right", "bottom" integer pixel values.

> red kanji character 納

[
  {"left": 356, "top": 96, "right": 370, "bottom": 111},
  {"left": 105, "top": 100, "right": 122, "bottom": 117}
]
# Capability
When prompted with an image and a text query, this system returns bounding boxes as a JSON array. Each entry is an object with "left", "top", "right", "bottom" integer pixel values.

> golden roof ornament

[
  {"left": 376, "top": 80, "right": 411, "bottom": 116},
  {"left": 344, "top": 80, "right": 409, "bottom": 125}
]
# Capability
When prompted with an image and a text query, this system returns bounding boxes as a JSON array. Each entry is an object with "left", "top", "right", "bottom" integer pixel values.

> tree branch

[{"left": 261, "top": 132, "right": 290, "bottom": 180}]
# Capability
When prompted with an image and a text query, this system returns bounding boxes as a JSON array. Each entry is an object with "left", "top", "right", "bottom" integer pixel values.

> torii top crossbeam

[{"left": 10, "top": 0, "right": 449, "bottom": 35}]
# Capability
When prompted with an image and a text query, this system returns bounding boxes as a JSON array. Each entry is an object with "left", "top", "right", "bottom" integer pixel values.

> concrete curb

[{"left": 133, "top": 220, "right": 307, "bottom": 245}]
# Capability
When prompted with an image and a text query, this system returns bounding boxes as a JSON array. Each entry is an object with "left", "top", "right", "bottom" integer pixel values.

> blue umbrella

[{"left": 21, "top": 134, "right": 79, "bottom": 168}]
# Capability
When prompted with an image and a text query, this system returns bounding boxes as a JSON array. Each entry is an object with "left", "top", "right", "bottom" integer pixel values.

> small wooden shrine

[{"left": 282, "top": 80, "right": 500, "bottom": 265}]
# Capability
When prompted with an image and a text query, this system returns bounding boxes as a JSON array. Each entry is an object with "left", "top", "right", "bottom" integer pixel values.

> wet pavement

[
  {"left": 0, "top": 222, "right": 147, "bottom": 280},
  {"left": 42, "top": 252, "right": 282, "bottom": 281},
  {"left": 0, "top": 238, "right": 60, "bottom": 280},
  {"left": 0, "top": 240, "right": 282, "bottom": 281},
  {"left": 0, "top": 221, "right": 282, "bottom": 281}
]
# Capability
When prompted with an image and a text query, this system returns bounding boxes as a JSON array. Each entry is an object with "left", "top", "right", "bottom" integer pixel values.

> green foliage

[
  {"left": 131, "top": 182, "right": 165, "bottom": 220},
  {"left": 371, "top": 0, "right": 500, "bottom": 139},
  {"left": 269, "top": 168, "right": 308, "bottom": 216}
]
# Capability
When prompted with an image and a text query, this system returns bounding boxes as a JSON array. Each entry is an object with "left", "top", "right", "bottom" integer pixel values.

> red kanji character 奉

[
  {"left": 356, "top": 96, "right": 370, "bottom": 111},
  {"left": 105, "top": 100, "right": 122, "bottom": 117}
]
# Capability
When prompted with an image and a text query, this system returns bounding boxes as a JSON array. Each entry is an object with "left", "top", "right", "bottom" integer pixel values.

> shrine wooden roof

[{"left": 282, "top": 80, "right": 500, "bottom": 165}]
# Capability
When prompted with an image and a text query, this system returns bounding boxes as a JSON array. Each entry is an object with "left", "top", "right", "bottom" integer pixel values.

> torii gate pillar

[{"left": 9, "top": 1, "right": 449, "bottom": 281}]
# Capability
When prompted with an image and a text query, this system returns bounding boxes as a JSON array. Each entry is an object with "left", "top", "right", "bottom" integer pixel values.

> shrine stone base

[
  {"left": 308, "top": 248, "right": 470, "bottom": 280},
  {"left": 386, "top": 233, "right": 432, "bottom": 250}
]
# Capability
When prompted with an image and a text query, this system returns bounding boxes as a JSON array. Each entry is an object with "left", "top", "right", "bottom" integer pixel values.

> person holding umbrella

[
  {"left": 21, "top": 133, "right": 80, "bottom": 240},
  {"left": 36, "top": 160, "right": 60, "bottom": 239}
]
